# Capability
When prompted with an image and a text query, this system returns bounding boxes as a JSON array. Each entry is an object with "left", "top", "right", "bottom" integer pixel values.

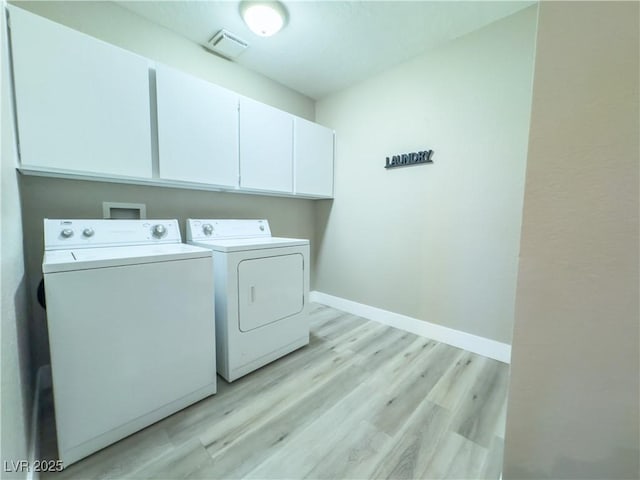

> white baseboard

[
  {"left": 28, "top": 364, "right": 52, "bottom": 480},
  {"left": 310, "top": 291, "right": 511, "bottom": 364}
]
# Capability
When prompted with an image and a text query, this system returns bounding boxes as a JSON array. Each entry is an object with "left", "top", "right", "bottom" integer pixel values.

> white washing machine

[
  {"left": 187, "top": 219, "right": 310, "bottom": 382},
  {"left": 42, "top": 219, "right": 216, "bottom": 467}
]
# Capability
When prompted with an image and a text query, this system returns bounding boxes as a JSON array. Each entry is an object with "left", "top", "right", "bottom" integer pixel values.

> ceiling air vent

[{"left": 205, "top": 29, "right": 248, "bottom": 59}]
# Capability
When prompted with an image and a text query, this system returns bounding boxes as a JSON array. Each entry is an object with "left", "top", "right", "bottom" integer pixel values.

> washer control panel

[
  {"left": 44, "top": 219, "right": 181, "bottom": 250},
  {"left": 187, "top": 219, "right": 272, "bottom": 241}
]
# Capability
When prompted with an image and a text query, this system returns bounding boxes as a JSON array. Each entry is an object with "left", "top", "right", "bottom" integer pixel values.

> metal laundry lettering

[{"left": 385, "top": 149, "right": 434, "bottom": 169}]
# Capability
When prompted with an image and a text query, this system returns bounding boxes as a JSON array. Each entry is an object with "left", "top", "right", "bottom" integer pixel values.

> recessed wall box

[
  {"left": 102, "top": 202, "right": 146, "bottom": 219},
  {"left": 205, "top": 29, "right": 248, "bottom": 59}
]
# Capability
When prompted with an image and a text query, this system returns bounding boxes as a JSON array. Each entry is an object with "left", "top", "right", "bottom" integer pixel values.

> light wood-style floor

[{"left": 40, "top": 303, "right": 509, "bottom": 479}]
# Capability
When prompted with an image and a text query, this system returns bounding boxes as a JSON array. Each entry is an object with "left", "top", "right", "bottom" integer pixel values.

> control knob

[
  {"left": 202, "top": 223, "right": 214, "bottom": 236},
  {"left": 82, "top": 228, "right": 95, "bottom": 238},
  {"left": 60, "top": 228, "right": 74, "bottom": 238},
  {"left": 152, "top": 224, "right": 167, "bottom": 238}
]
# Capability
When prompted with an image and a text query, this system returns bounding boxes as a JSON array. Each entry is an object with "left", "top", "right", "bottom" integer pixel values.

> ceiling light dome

[{"left": 240, "top": 1, "right": 287, "bottom": 37}]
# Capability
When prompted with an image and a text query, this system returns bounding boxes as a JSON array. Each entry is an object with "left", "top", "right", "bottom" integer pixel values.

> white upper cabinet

[
  {"left": 239, "top": 97, "right": 293, "bottom": 193},
  {"left": 8, "top": 6, "right": 336, "bottom": 199},
  {"left": 294, "top": 117, "right": 334, "bottom": 198},
  {"left": 8, "top": 6, "right": 153, "bottom": 178},
  {"left": 156, "top": 64, "right": 239, "bottom": 187}
]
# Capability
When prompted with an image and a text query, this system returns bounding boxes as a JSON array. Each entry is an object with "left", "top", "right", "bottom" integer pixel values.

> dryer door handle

[{"left": 249, "top": 286, "right": 255, "bottom": 304}]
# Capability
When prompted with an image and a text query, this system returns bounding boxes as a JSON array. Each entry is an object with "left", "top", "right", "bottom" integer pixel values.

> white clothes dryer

[
  {"left": 187, "top": 219, "right": 310, "bottom": 382},
  {"left": 42, "top": 219, "right": 216, "bottom": 467}
]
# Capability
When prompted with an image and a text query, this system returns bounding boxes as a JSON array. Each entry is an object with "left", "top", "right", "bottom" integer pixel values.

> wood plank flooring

[{"left": 40, "top": 303, "right": 509, "bottom": 479}]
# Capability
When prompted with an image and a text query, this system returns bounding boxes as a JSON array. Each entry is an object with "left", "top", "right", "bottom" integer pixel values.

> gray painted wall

[
  {"left": 503, "top": 2, "right": 640, "bottom": 478},
  {"left": 21, "top": 176, "right": 316, "bottom": 368},
  {"left": 1, "top": 0, "right": 32, "bottom": 475},
  {"left": 314, "top": 7, "right": 538, "bottom": 344}
]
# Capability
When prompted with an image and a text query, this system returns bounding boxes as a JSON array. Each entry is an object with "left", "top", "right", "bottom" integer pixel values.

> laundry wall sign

[{"left": 385, "top": 149, "right": 434, "bottom": 169}]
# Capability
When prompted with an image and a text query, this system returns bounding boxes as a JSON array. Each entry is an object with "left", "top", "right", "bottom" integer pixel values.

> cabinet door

[
  {"left": 9, "top": 6, "right": 152, "bottom": 178},
  {"left": 239, "top": 97, "right": 293, "bottom": 193},
  {"left": 294, "top": 117, "right": 334, "bottom": 197},
  {"left": 156, "top": 65, "right": 239, "bottom": 187}
]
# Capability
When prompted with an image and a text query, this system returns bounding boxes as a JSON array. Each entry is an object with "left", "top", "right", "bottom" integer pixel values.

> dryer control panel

[
  {"left": 44, "top": 219, "right": 181, "bottom": 250},
  {"left": 187, "top": 219, "right": 271, "bottom": 241}
]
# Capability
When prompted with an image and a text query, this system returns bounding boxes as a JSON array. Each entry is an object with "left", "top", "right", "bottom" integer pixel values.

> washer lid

[
  {"left": 43, "top": 243, "right": 212, "bottom": 273},
  {"left": 189, "top": 236, "right": 309, "bottom": 253}
]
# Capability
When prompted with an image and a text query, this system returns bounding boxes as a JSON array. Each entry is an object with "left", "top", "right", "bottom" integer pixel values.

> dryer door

[{"left": 238, "top": 253, "right": 304, "bottom": 332}]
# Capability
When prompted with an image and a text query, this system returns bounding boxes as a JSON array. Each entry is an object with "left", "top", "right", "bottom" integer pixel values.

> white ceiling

[{"left": 117, "top": 1, "right": 535, "bottom": 100}]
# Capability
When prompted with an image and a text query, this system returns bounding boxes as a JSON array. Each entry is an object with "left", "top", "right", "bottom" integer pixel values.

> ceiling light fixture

[{"left": 240, "top": 1, "right": 287, "bottom": 37}]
